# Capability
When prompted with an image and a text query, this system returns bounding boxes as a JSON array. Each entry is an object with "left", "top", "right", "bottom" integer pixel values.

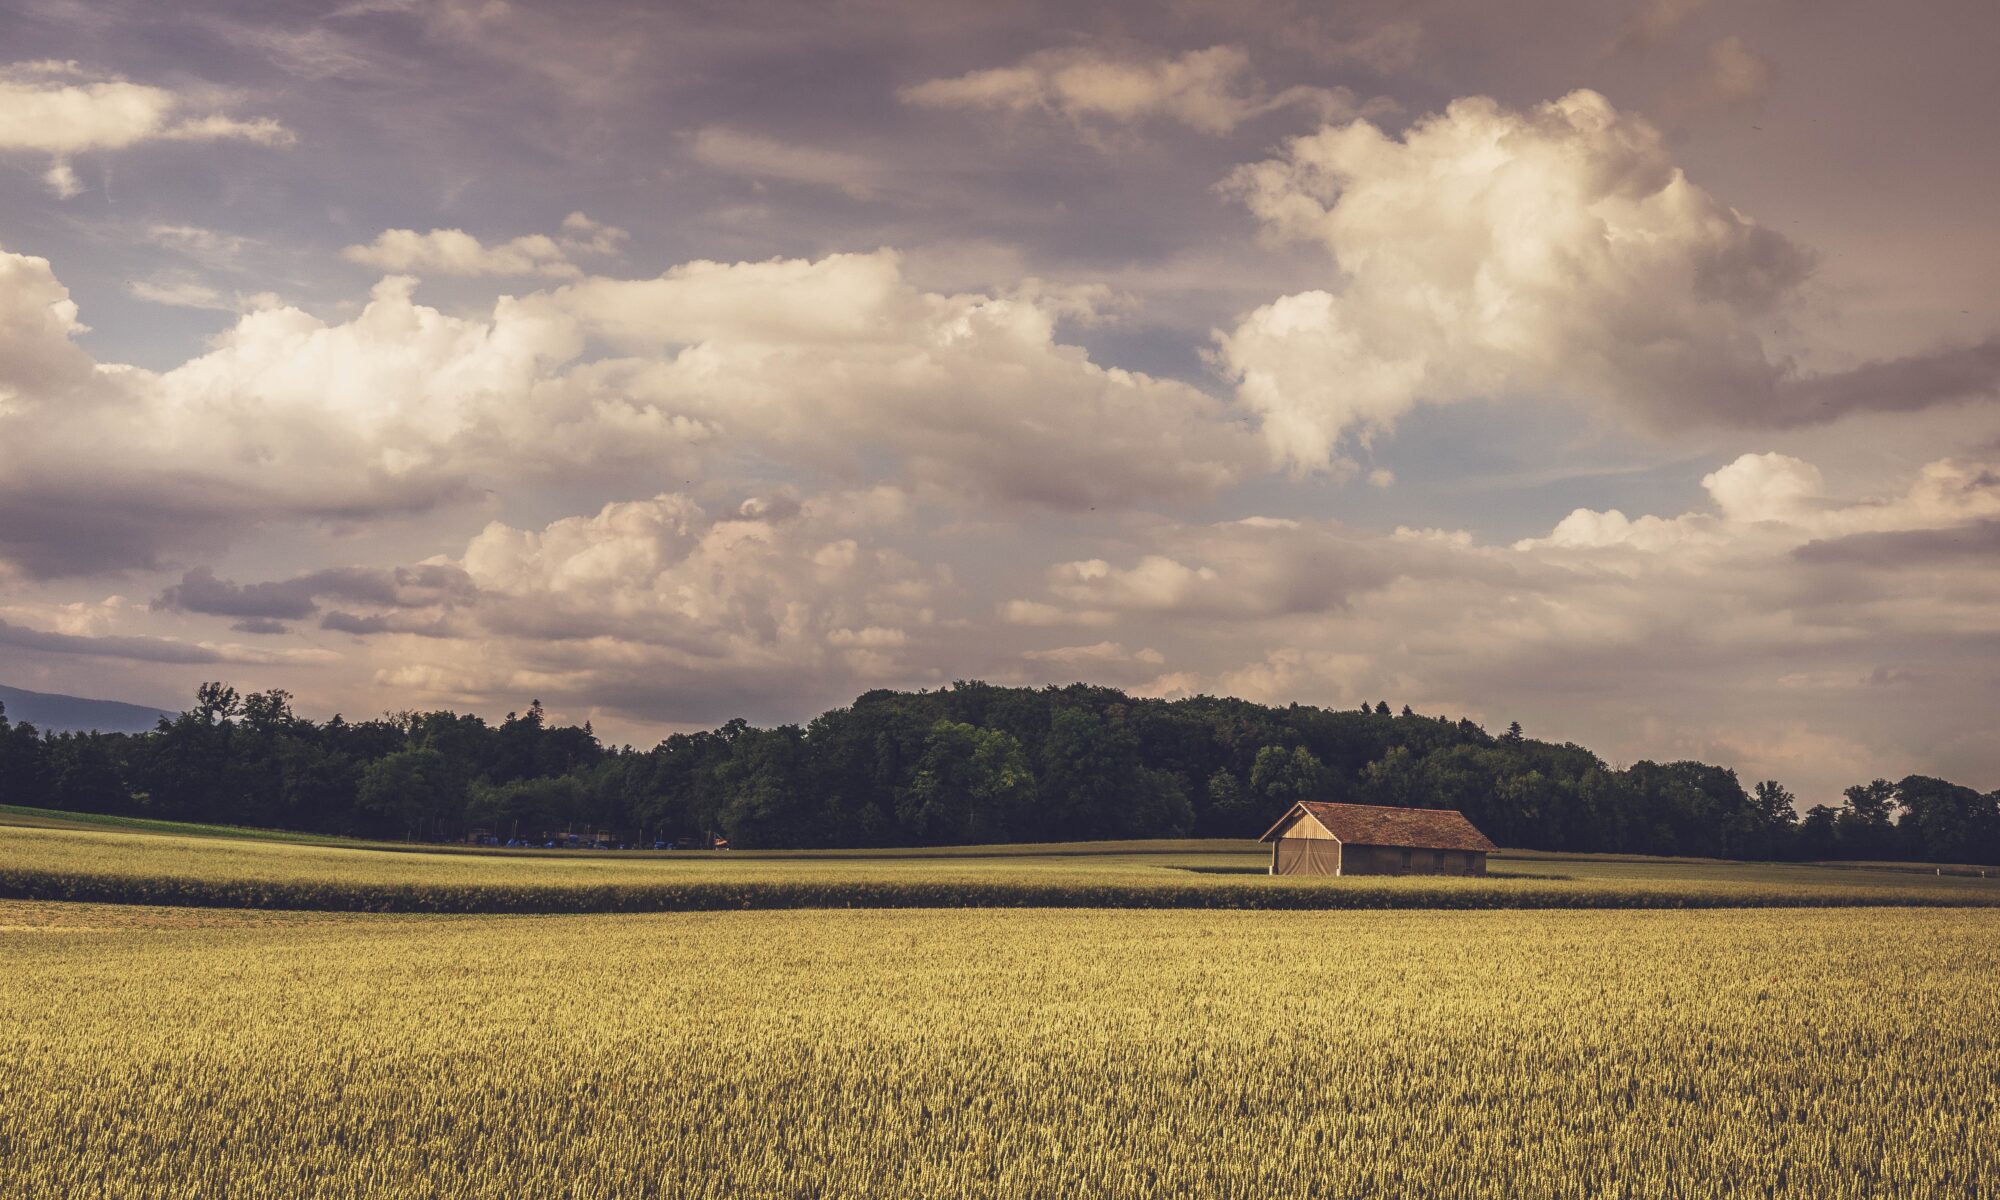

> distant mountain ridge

[{"left": 0, "top": 684, "right": 172, "bottom": 735}]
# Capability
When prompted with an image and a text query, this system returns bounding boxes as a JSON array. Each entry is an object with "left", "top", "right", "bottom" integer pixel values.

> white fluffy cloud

[
  {"left": 1218, "top": 89, "right": 1822, "bottom": 470},
  {"left": 341, "top": 213, "right": 628, "bottom": 278},
  {"left": 0, "top": 244, "right": 1257, "bottom": 579},
  {"left": 901, "top": 44, "right": 1391, "bottom": 139},
  {"left": 1521, "top": 452, "right": 2000, "bottom": 554},
  {"left": 334, "top": 488, "right": 952, "bottom": 718},
  {"left": 0, "top": 61, "right": 290, "bottom": 196},
  {"left": 0, "top": 246, "right": 95, "bottom": 409},
  {"left": 534, "top": 250, "right": 1262, "bottom": 508}
]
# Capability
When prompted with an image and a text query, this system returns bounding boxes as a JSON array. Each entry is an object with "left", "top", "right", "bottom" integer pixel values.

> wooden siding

[
  {"left": 1274, "top": 810, "right": 1336, "bottom": 839},
  {"left": 1338, "top": 845, "right": 1488, "bottom": 877},
  {"left": 1271, "top": 836, "right": 1341, "bottom": 876}
]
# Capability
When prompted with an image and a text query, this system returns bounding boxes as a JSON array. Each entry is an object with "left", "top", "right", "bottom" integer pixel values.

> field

[
  {"left": 4, "top": 812, "right": 1999, "bottom": 912},
  {"left": 4, "top": 811, "right": 1996, "bottom": 1197},
  {"left": 2, "top": 900, "right": 1996, "bottom": 1198}
]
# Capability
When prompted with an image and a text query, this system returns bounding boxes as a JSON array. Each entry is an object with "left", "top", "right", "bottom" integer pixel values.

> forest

[{"left": 2, "top": 681, "right": 1995, "bottom": 864}]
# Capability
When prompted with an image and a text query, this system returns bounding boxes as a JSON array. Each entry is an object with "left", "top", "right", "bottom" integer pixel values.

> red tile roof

[{"left": 1258, "top": 801, "right": 1498, "bottom": 852}]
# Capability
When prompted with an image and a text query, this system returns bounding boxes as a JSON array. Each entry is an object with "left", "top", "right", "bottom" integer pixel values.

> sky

[{"left": 1, "top": 0, "right": 1997, "bottom": 802}]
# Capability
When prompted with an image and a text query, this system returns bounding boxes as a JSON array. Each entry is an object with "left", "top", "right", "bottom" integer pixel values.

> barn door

[{"left": 1275, "top": 837, "right": 1337, "bottom": 875}]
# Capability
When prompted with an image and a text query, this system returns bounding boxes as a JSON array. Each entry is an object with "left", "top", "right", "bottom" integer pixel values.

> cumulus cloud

[
  {"left": 534, "top": 250, "right": 1262, "bottom": 509},
  {"left": 0, "top": 246, "right": 96, "bottom": 411},
  {"left": 341, "top": 212, "right": 628, "bottom": 278},
  {"left": 1518, "top": 452, "right": 2000, "bottom": 553},
  {"left": 901, "top": 44, "right": 1392, "bottom": 139},
  {"left": 299, "top": 488, "right": 958, "bottom": 720},
  {"left": 0, "top": 61, "right": 291, "bottom": 196},
  {"left": 1217, "top": 90, "right": 1999, "bottom": 471},
  {"left": 0, "top": 245, "right": 1250, "bottom": 579}
]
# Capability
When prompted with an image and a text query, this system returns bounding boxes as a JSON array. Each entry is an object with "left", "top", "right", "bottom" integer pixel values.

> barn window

[
  {"left": 1432, "top": 851, "right": 1446, "bottom": 870},
  {"left": 1399, "top": 848, "right": 1412, "bottom": 870}
]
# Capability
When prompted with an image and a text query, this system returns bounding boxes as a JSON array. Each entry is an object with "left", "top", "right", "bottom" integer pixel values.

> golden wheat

[{"left": 2, "top": 902, "right": 1996, "bottom": 1198}]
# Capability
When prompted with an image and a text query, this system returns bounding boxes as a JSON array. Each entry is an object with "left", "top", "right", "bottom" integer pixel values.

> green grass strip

[{"left": 7, "top": 867, "right": 2000, "bottom": 914}]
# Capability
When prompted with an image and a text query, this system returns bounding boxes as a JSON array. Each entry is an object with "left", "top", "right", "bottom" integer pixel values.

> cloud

[
  {"left": 0, "top": 616, "right": 333, "bottom": 666},
  {"left": 1771, "top": 337, "right": 2000, "bottom": 426},
  {"left": 127, "top": 277, "right": 234, "bottom": 311},
  {"left": 148, "top": 224, "right": 255, "bottom": 260},
  {"left": 1124, "top": 3, "right": 1425, "bottom": 72},
  {"left": 1019, "top": 641, "right": 1167, "bottom": 684},
  {"left": 0, "top": 61, "right": 291, "bottom": 196},
  {"left": 690, "top": 128, "right": 880, "bottom": 198},
  {"left": 0, "top": 253, "right": 581, "bottom": 576},
  {"left": 1518, "top": 452, "right": 2000, "bottom": 553},
  {"left": 1664, "top": 35, "right": 1776, "bottom": 122},
  {"left": 0, "top": 244, "right": 1251, "bottom": 579},
  {"left": 993, "top": 449, "right": 2000, "bottom": 797},
  {"left": 1795, "top": 521, "right": 2000, "bottom": 569},
  {"left": 0, "top": 246, "right": 96, "bottom": 411},
  {"left": 901, "top": 44, "right": 1393, "bottom": 139},
  {"left": 321, "top": 488, "right": 960, "bottom": 720},
  {"left": 1216, "top": 90, "right": 1998, "bottom": 471},
  {"left": 153, "top": 563, "right": 475, "bottom": 621},
  {"left": 341, "top": 212, "right": 627, "bottom": 278},
  {"left": 1615, "top": 0, "right": 1713, "bottom": 51},
  {"left": 534, "top": 250, "right": 1263, "bottom": 509}
]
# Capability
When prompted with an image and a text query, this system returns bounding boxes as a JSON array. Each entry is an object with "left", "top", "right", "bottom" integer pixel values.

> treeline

[{"left": 2, "top": 681, "right": 1996, "bottom": 863}]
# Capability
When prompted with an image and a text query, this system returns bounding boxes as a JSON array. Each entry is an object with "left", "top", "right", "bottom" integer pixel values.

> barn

[{"left": 1258, "top": 801, "right": 1497, "bottom": 876}]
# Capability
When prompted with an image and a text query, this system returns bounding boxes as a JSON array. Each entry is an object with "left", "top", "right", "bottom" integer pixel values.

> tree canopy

[{"left": 2, "top": 682, "right": 1994, "bottom": 863}]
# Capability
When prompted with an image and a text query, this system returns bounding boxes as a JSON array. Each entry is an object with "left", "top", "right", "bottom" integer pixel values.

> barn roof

[{"left": 1258, "top": 801, "right": 1498, "bottom": 852}]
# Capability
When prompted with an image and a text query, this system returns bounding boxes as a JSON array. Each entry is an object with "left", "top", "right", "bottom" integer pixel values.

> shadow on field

[{"left": 1175, "top": 866, "right": 1575, "bottom": 881}]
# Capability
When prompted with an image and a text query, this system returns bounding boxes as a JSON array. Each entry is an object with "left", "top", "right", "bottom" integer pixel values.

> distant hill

[{"left": 0, "top": 684, "right": 172, "bottom": 735}]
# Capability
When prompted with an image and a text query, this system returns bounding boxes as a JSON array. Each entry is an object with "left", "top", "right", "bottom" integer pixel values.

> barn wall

[
  {"left": 1271, "top": 836, "right": 1341, "bottom": 875},
  {"left": 1338, "top": 846, "right": 1487, "bottom": 876},
  {"left": 1274, "top": 810, "right": 1337, "bottom": 839}
]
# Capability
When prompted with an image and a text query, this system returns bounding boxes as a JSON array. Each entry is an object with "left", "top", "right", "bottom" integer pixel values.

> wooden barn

[{"left": 1258, "top": 801, "right": 1497, "bottom": 876}]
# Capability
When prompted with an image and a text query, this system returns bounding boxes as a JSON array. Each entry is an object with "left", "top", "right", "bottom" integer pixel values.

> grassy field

[
  {"left": 4, "top": 815, "right": 1999, "bottom": 912},
  {"left": 2, "top": 900, "right": 1995, "bottom": 1198}
]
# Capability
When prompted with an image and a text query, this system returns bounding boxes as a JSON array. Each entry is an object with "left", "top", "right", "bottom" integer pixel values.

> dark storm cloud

[
  {"left": 154, "top": 564, "right": 477, "bottom": 620},
  {"left": 0, "top": 484, "right": 250, "bottom": 580},
  {"left": 0, "top": 617, "right": 228, "bottom": 664},
  {"left": 1794, "top": 520, "right": 2000, "bottom": 567},
  {"left": 1771, "top": 338, "right": 2000, "bottom": 428},
  {"left": 155, "top": 566, "right": 321, "bottom": 620},
  {"left": 318, "top": 610, "right": 461, "bottom": 638}
]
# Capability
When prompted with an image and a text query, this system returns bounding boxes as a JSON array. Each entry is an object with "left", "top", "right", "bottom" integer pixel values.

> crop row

[{"left": 7, "top": 864, "right": 2000, "bottom": 912}]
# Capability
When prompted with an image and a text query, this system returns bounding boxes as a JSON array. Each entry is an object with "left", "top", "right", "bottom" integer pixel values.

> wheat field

[
  {"left": 3, "top": 901, "right": 1996, "bottom": 1198},
  {"left": 6, "top": 821, "right": 1998, "bottom": 912}
]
